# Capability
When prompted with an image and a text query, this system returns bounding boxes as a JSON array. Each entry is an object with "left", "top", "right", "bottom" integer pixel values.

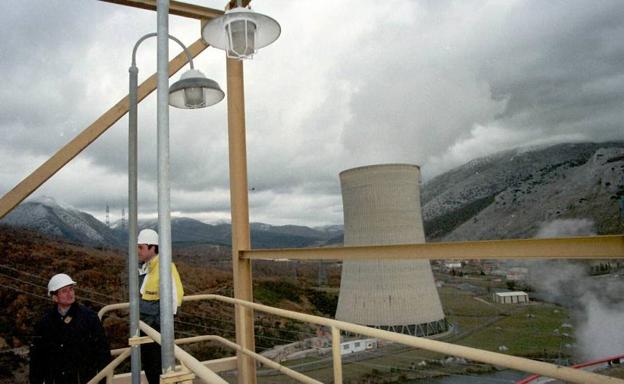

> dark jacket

[{"left": 29, "top": 302, "right": 111, "bottom": 384}]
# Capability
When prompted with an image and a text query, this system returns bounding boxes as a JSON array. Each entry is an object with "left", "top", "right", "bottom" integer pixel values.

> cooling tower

[{"left": 335, "top": 164, "right": 447, "bottom": 336}]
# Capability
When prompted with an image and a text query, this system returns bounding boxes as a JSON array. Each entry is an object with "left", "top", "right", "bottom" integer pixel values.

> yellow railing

[
  {"left": 88, "top": 348, "right": 131, "bottom": 384},
  {"left": 138, "top": 321, "right": 228, "bottom": 384},
  {"left": 97, "top": 305, "right": 322, "bottom": 383},
  {"left": 98, "top": 292, "right": 624, "bottom": 384}
]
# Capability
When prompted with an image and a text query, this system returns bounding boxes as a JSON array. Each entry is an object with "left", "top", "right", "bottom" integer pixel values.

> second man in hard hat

[
  {"left": 30, "top": 273, "right": 110, "bottom": 383},
  {"left": 137, "top": 228, "right": 184, "bottom": 384}
]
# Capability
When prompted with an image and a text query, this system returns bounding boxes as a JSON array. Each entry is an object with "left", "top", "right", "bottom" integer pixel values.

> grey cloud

[
  {"left": 338, "top": 1, "right": 624, "bottom": 178},
  {"left": 479, "top": 1, "right": 624, "bottom": 132},
  {"left": 3, "top": 1, "right": 624, "bottom": 226},
  {"left": 0, "top": 1, "right": 101, "bottom": 152}
]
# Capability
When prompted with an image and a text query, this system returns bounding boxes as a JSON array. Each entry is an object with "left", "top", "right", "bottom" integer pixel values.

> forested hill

[{"left": 0, "top": 224, "right": 338, "bottom": 383}]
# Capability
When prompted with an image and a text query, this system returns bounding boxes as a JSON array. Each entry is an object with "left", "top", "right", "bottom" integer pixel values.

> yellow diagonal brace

[
  {"left": 98, "top": 0, "right": 224, "bottom": 20},
  {"left": 0, "top": 37, "right": 209, "bottom": 219}
]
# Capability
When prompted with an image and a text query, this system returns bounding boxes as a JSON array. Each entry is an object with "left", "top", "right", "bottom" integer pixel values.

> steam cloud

[
  {"left": 535, "top": 218, "right": 596, "bottom": 238},
  {"left": 576, "top": 293, "right": 624, "bottom": 359},
  {"left": 526, "top": 218, "right": 624, "bottom": 360}
]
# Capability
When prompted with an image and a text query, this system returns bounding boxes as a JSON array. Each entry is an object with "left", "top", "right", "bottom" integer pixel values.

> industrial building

[
  {"left": 340, "top": 339, "right": 378, "bottom": 355},
  {"left": 335, "top": 164, "right": 448, "bottom": 337},
  {"left": 492, "top": 291, "right": 530, "bottom": 304}
]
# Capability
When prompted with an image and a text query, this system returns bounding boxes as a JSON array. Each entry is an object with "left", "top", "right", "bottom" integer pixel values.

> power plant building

[
  {"left": 335, "top": 164, "right": 448, "bottom": 336},
  {"left": 492, "top": 291, "right": 529, "bottom": 304}
]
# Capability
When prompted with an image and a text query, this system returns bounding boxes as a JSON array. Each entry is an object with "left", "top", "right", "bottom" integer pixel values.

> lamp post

[
  {"left": 202, "top": 2, "right": 280, "bottom": 382},
  {"left": 128, "top": 25, "right": 224, "bottom": 384}
]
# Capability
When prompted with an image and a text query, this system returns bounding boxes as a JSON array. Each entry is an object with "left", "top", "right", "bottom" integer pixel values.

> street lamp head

[
  {"left": 202, "top": 6, "right": 281, "bottom": 60},
  {"left": 168, "top": 69, "right": 225, "bottom": 109}
]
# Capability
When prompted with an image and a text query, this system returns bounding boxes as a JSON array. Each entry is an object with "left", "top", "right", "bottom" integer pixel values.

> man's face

[
  {"left": 138, "top": 244, "right": 156, "bottom": 263},
  {"left": 52, "top": 285, "right": 75, "bottom": 308}
]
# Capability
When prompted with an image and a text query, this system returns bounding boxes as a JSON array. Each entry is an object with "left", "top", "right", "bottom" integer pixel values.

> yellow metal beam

[
  {"left": 240, "top": 235, "right": 624, "bottom": 261},
  {"left": 331, "top": 326, "right": 343, "bottom": 384},
  {"left": 0, "top": 38, "right": 209, "bottom": 220},
  {"left": 226, "top": 56, "right": 257, "bottom": 384},
  {"left": 98, "top": 0, "right": 224, "bottom": 19}
]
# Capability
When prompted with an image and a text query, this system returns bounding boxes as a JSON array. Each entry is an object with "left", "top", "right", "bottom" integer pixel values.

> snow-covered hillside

[
  {"left": 422, "top": 142, "right": 624, "bottom": 240},
  {"left": 0, "top": 196, "right": 121, "bottom": 247}
]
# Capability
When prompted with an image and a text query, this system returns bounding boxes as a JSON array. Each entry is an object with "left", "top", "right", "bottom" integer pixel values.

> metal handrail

[
  {"left": 195, "top": 335, "right": 322, "bottom": 384},
  {"left": 87, "top": 347, "right": 131, "bottom": 384},
  {"left": 99, "top": 304, "right": 322, "bottom": 383},
  {"left": 98, "top": 295, "right": 624, "bottom": 384},
  {"left": 139, "top": 321, "right": 228, "bottom": 383}
]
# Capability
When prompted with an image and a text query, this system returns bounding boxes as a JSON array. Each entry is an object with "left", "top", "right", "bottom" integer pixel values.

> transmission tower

[
  {"left": 105, "top": 204, "right": 110, "bottom": 227},
  {"left": 318, "top": 261, "right": 328, "bottom": 287}
]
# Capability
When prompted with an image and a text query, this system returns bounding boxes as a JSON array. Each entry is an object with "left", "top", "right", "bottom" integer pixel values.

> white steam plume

[{"left": 526, "top": 218, "right": 624, "bottom": 360}]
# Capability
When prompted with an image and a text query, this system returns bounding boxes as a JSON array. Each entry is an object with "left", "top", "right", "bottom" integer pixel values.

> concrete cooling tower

[{"left": 335, "top": 164, "right": 448, "bottom": 336}]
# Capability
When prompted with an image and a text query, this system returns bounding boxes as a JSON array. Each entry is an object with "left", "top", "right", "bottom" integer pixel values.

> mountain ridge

[
  {"left": 422, "top": 141, "right": 624, "bottom": 240},
  {"left": 1, "top": 203, "right": 343, "bottom": 250},
  {"left": 2, "top": 141, "right": 622, "bottom": 248}
]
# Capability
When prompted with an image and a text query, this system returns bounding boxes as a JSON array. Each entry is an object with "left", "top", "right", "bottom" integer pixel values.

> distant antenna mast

[
  {"left": 121, "top": 208, "right": 126, "bottom": 230},
  {"left": 318, "top": 261, "right": 327, "bottom": 287},
  {"left": 106, "top": 204, "right": 110, "bottom": 227}
]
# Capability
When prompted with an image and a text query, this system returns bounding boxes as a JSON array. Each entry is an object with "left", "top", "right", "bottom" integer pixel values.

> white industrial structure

[
  {"left": 492, "top": 291, "right": 529, "bottom": 304},
  {"left": 335, "top": 164, "right": 448, "bottom": 336},
  {"left": 340, "top": 338, "right": 378, "bottom": 355}
]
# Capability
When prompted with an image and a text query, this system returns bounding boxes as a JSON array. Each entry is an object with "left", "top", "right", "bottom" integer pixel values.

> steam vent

[{"left": 335, "top": 164, "right": 448, "bottom": 336}]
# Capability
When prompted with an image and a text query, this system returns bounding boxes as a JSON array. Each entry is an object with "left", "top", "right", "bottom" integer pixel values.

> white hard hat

[
  {"left": 48, "top": 273, "right": 76, "bottom": 296},
  {"left": 138, "top": 229, "right": 159, "bottom": 245}
]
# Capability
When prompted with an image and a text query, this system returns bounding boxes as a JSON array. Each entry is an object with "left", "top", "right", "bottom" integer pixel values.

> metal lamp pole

[
  {"left": 127, "top": 52, "right": 141, "bottom": 384},
  {"left": 128, "top": 29, "right": 210, "bottom": 384},
  {"left": 156, "top": 0, "right": 176, "bottom": 373}
]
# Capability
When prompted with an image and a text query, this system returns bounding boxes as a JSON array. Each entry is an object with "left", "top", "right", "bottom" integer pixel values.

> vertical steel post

[
  {"left": 156, "top": 0, "right": 175, "bottom": 374},
  {"left": 226, "top": 56, "right": 257, "bottom": 383},
  {"left": 128, "top": 64, "right": 141, "bottom": 384}
]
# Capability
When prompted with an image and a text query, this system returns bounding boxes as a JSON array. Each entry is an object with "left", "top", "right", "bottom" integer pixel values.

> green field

[{"left": 253, "top": 281, "right": 574, "bottom": 384}]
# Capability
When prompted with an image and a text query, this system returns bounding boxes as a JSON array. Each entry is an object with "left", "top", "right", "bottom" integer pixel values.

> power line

[
  {"left": 0, "top": 264, "right": 123, "bottom": 301},
  {"left": 0, "top": 270, "right": 48, "bottom": 289},
  {"left": 0, "top": 268, "right": 319, "bottom": 341},
  {"left": 0, "top": 265, "right": 320, "bottom": 347},
  {"left": 0, "top": 282, "right": 290, "bottom": 348},
  {"left": 174, "top": 318, "right": 302, "bottom": 347},
  {"left": 0, "top": 264, "right": 48, "bottom": 282},
  {"left": 0, "top": 270, "right": 113, "bottom": 306},
  {"left": 0, "top": 283, "right": 52, "bottom": 302},
  {"left": 177, "top": 307, "right": 317, "bottom": 339}
]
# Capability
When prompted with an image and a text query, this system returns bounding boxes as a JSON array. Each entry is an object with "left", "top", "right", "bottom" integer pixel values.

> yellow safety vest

[{"left": 140, "top": 255, "right": 184, "bottom": 308}]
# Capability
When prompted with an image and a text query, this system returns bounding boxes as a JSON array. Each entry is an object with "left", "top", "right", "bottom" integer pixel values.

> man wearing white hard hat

[
  {"left": 137, "top": 229, "right": 184, "bottom": 384},
  {"left": 29, "top": 273, "right": 110, "bottom": 383}
]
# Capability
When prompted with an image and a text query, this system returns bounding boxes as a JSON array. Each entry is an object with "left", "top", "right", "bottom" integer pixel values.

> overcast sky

[{"left": 1, "top": 0, "right": 623, "bottom": 227}]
